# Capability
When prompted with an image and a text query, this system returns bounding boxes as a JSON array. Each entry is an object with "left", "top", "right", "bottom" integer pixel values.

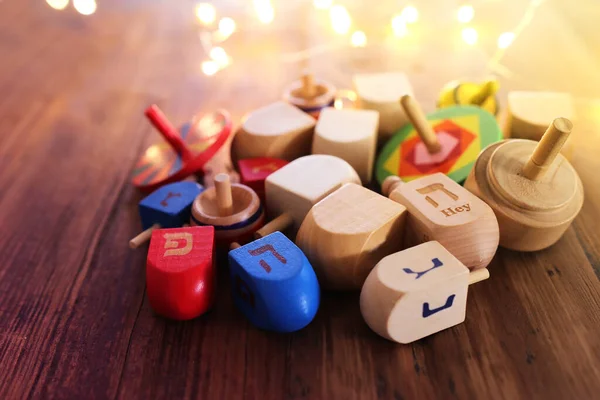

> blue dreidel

[
  {"left": 228, "top": 231, "right": 320, "bottom": 332},
  {"left": 129, "top": 181, "right": 204, "bottom": 248}
]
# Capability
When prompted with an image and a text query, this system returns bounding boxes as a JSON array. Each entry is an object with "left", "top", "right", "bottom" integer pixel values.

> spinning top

[
  {"left": 132, "top": 105, "right": 232, "bottom": 192},
  {"left": 191, "top": 173, "right": 264, "bottom": 245},
  {"left": 437, "top": 79, "right": 500, "bottom": 116},
  {"left": 376, "top": 95, "right": 502, "bottom": 185},
  {"left": 282, "top": 73, "right": 336, "bottom": 118},
  {"left": 464, "top": 118, "right": 584, "bottom": 251}
]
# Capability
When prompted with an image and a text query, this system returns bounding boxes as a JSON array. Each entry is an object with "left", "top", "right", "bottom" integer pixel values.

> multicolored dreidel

[
  {"left": 129, "top": 181, "right": 204, "bottom": 249},
  {"left": 237, "top": 157, "right": 289, "bottom": 203},
  {"left": 282, "top": 73, "right": 336, "bottom": 118},
  {"left": 360, "top": 241, "right": 489, "bottom": 344},
  {"left": 228, "top": 231, "right": 320, "bottom": 332},
  {"left": 296, "top": 183, "right": 407, "bottom": 290},
  {"left": 232, "top": 101, "right": 316, "bottom": 161},
  {"left": 465, "top": 118, "right": 584, "bottom": 251},
  {"left": 375, "top": 95, "right": 502, "bottom": 185},
  {"left": 132, "top": 104, "right": 232, "bottom": 192},
  {"left": 254, "top": 154, "right": 361, "bottom": 239},
  {"left": 147, "top": 226, "right": 215, "bottom": 320},
  {"left": 191, "top": 173, "right": 264, "bottom": 245},
  {"left": 382, "top": 172, "right": 499, "bottom": 270},
  {"left": 437, "top": 79, "right": 500, "bottom": 116}
]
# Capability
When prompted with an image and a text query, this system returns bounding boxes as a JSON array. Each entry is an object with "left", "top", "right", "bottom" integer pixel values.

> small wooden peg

[
  {"left": 522, "top": 118, "right": 572, "bottom": 181},
  {"left": 130, "top": 224, "right": 160, "bottom": 249},
  {"left": 400, "top": 95, "right": 441, "bottom": 154},
  {"left": 215, "top": 173, "right": 234, "bottom": 216},
  {"left": 468, "top": 268, "right": 490, "bottom": 285},
  {"left": 301, "top": 74, "right": 317, "bottom": 98},
  {"left": 470, "top": 80, "right": 499, "bottom": 106},
  {"left": 381, "top": 175, "right": 403, "bottom": 197},
  {"left": 230, "top": 242, "right": 241, "bottom": 250},
  {"left": 254, "top": 213, "right": 294, "bottom": 239}
]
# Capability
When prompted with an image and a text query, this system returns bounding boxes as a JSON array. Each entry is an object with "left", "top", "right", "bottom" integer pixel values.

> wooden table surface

[{"left": 1, "top": 1, "right": 599, "bottom": 399}]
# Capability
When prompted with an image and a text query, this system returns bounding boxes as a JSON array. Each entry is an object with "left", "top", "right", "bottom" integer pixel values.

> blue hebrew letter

[
  {"left": 403, "top": 258, "right": 443, "bottom": 280},
  {"left": 422, "top": 294, "right": 456, "bottom": 318}
]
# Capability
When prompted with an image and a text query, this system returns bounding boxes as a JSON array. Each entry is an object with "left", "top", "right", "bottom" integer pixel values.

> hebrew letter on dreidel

[
  {"left": 163, "top": 232, "right": 193, "bottom": 256},
  {"left": 403, "top": 258, "right": 443, "bottom": 280},
  {"left": 160, "top": 192, "right": 181, "bottom": 207},
  {"left": 422, "top": 294, "right": 456, "bottom": 318},
  {"left": 416, "top": 183, "right": 459, "bottom": 208},
  {"left": 248, "top": 244, "right": 287, "bottom": 273}
]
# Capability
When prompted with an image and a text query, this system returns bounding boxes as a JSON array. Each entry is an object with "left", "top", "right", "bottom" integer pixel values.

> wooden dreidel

[
  {"left": 282, "top": 73, "right": 336, "bottom": 118},
  {"left": 353, "top": 72, "right": 414, "bottom": 141},
  {"left": 237, "top": 157, "right": 289, "bottom": 203},
  {"left": 129, "top": 181, "right": 204, "bottom": 249},
  {"left": 255, "top": 154, "right": 361, "bottom": 239},
  {"left": 465, "top": 118, "right": 584, "bottom": 252},
  {"left": 296, "top": 183, "right": 407, "bottom": 290},
  {"left": 132, "top": 104, "right": 232, "bottom": 192},
  {"left": 191, "top": 173, "right": 264, "bottom": 245},
  {"left": 360, "top": 241, "right": 489, "bottom": 344},
  {"left": 437, "top": 79, "right": 500, "bottom": 116},
  {"left": 382, "top": 172, "right": 499, "bottom": 270},
  {"left": 232, "top": 101, "right": 316, "bottom": 161},
  {"left": 228, "top": 231, "right": 320, "bottom": 332},
  {"left": 312, "top": 108, "right": 379, "bottom": 183},
  {"left": 147, "top": 226, "right": 215, "bottom": 320},
  {"left": 505, "top": 91, "right": 575, "bottom": 141},
  {"left": 376, "top": 95, "right": 502, "bottom": 185}
]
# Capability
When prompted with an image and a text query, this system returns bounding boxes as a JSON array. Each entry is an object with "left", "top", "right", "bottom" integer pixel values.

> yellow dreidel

[{"left": 437, "top": 79, "right": 500, "bottom": 116}]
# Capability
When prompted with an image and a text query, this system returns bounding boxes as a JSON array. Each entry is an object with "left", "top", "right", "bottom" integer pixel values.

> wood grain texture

[{"left": 0, "top": 1, "right": 599, "bottom": 399}]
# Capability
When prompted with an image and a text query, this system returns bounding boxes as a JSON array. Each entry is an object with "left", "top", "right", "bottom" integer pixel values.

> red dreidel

[
  {"left": 146, "top": 226, "right": 216, "bottom": 320},
  {"left": 191, "top": 173, "right": 265, "bottom": 246},
  {"left": 237, "top": 157, "right": 288, "bottom": 203},
  {"left": 131, "top": 104, "right": 232, "bottom": 192}
]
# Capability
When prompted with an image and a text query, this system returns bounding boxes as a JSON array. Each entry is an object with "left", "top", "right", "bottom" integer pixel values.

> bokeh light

[
  {"left": 401, "top": 6, "right": 419, "bottom": 24},
  {"left": 461, "top": 27, "right": 478, "bottom": 45},
  {"left": 209, "top": 47, "right": 230, "bottom": 67},
  {"left": 351, "top": 31, "right": 367, "bottom": 47},
  {"left": 254, "top": 0, "right": 275, "bottom": 24},
  {"left": 330, "top": 5, "right": 352, "bottom": 35},
  {"left": 457, "top": 5, "right": 474, "bottom": 23},
  {"left": 195, "top": 3, "right": 216, "bottom": 25},
  {"left": 218, "top": 17, "right": 236, "bottom": 38},
  {"left": 46, "top": 0, "right": 69, "bottom": 10},
  {"left": 202, "top": 60, "right": 219, "bottom": 76},
  {"left": 497, "top": 32, "right": 516, "bottom": 49},
  {"left": 392, "top": 15, "right": 408, "bottom": 37},
  {"left": 73, "top": 0, "right": 97, "bottom": 15}
]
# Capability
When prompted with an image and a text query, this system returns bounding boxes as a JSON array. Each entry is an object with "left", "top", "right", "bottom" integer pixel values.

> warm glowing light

[
  {"left": 73, "top": 0, "right": 96, "bottom": 15},
  {"left": 46, "top": 0, "right": 69, "bottom": 10},
  {"left": 330, "top": 5, "right": 352, "bottom": 35},
  {"left": 313, "top": 0, "right": 333, "bottom": 10},
  {"left": 497, "top": 32, "right": 515, "bottom": 49},
  {"left": 209, "top": 47, "right": 230, "bottom": 67},
  {"left": 202, "top": 60, "right": 219, "bottom": 76},
  {"left": 351, "top": 31, "right": 367, "bottom": 47},
  {"left": 392, "top": 15, "right": 408, "bottom": 37},
  {"left": 401, "top": 6, "right": 419, "bottom": 24},
  {"left": 195, "top": 3, "right": 216, "bottom": 25},
  {"left": 254, "top": 0, "right": 275, "bottom": 24},
  {"left": 461, "top": 27, "right": 478, "bottom": 45},
  {"left": 457, "top": 5, "right": 474, "bottom": 23},
  {"left": 218, "top": 17, "right": 236, "bottom": 38}
]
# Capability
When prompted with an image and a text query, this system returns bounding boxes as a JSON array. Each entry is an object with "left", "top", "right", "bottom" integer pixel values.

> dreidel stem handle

[
  {"left": 145, "top": 105, "right": 194, "bottom": 162},
  {"left": 468, "top": 268, "right": 490, "bottom": 285},
  {"left": 400, "top": 95, "right": 441, "bottom": 154},
  {"left": 215, "top": 173, "right": 234, "bottom": 217},
  {"left": 522, "top": 118, "right": 572, "bottom": 181},
  {"left": 129, "top": 223, "right": 160, "bottom": 249},
  {"left": 382, "top": 176, "right": 404, "bottom": 197},
  {"left": 301, "top": 73, "right": 317, "bottom": 98},
  {"left": 254, "top": 213, "right": 294, "bottom": 239}
]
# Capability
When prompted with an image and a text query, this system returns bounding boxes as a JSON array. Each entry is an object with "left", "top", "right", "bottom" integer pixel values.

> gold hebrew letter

[
  {"left": 416, "top": 183, "right": 459, "bottom": 208},
  {"left": 163, "top": 233, "right": 193, "bottom": 256}
]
